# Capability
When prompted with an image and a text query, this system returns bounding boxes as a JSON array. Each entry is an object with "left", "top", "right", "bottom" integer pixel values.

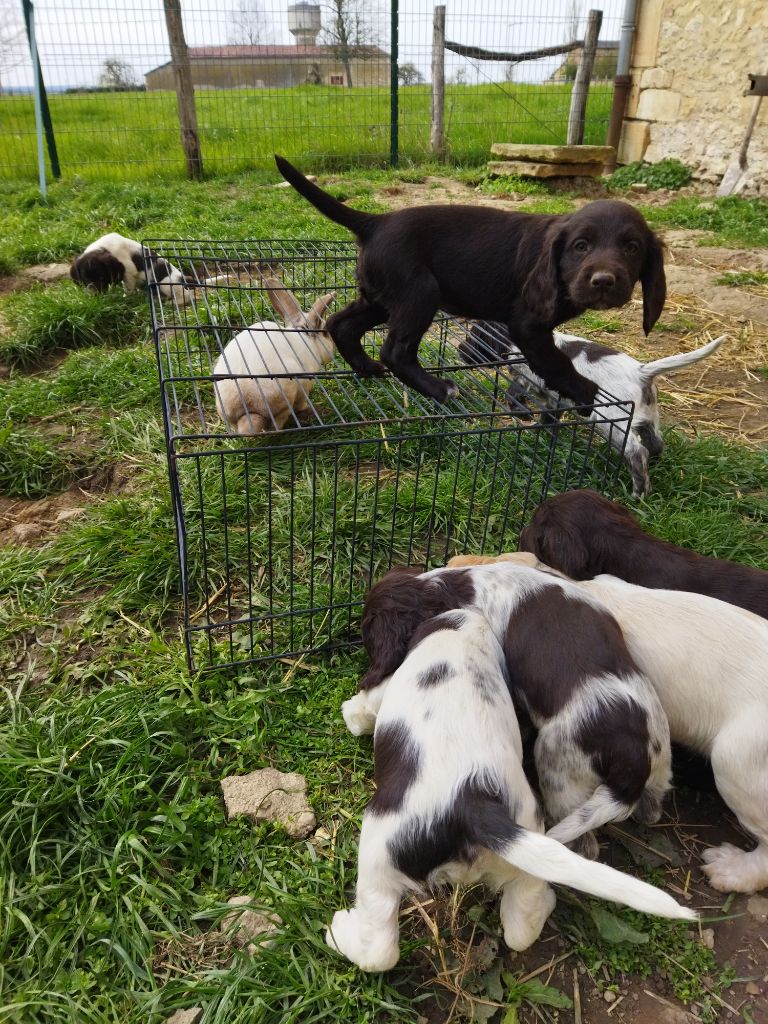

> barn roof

[{"left": 146, "top": 43, "right": 389, "bottom": 75}]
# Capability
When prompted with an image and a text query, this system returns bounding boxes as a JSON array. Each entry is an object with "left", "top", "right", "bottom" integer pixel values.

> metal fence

[{"left": 0, "top": 0, "right": 624, "bottom": 180}]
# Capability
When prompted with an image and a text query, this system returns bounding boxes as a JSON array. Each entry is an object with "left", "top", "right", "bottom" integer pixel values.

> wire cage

[{"left": 147, "top": 239, "right": 633, "bottom": 672}]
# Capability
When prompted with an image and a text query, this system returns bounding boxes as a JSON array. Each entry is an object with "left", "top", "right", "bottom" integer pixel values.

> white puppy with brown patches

[{"left": 330, "top": 608, "right": 694, "bottom": 972}]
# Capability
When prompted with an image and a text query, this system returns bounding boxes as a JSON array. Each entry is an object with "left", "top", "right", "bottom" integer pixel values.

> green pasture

[{"left": 0, "top": 81, "right": 614, "bottom": 180}]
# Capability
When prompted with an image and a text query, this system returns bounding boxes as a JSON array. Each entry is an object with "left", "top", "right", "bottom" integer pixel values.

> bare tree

[
  {"left": 99, "top": 58, "right": 139, "bottom": 89},
  {"left": 0, "top": 1, "right": 25, "bottom": 96},
  {"left": 566, "top": 0, "right": 583, "bottom": 40},
  {"left": 228, "top": 0, "right": 274, "bottom": 46},
  {"left": 321, "top": 0, "right": 380, "bottom": 89},
  {"left": 398, "top": 62, "right": 423, "bottom": 86}
]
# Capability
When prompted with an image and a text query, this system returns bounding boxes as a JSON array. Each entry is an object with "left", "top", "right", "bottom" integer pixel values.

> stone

[
  {"left": 745, "top": 982, "right": 761, "bottom": 996},
  {"left": 618, "top": 120, "right": 651, "bottom": 165},
  {"left": 218, "top": 896, "right": 281, "bottom": 953},
  {"left": 640, "top": 67, "right": 673, "bottom": 90},
  {"left": 163, "top": 1010, "right": 203, "bottom": 1024},
  {"left": 630, "top": 182, "right": 650, "bottom": 193},
  {"left": 603, "top": 989, "right": 617, "bottom": 1003},
  {"left": 636, "top": 89, "right": 682, "bottom": 123},
  {"left": 220, "top": 768, "right": 316, "bottom": 838},
  {"left": 699, "top": 928, "right": 715, "bottom": 949},
  {"left": 632, "top": 0, "right": 663, "bottom": 67},
  {"left": 487, "top": 160, "right": 604, "bottom": 179},
  {"left": 490, "top": 143, "right": 614, "bottom": 164},
  {"left": 18, "top": 262, "right": 71, "bottom": 284}
]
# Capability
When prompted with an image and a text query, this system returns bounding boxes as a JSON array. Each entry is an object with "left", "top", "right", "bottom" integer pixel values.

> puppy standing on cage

[
  {"left": 274, "top": 155, "right": 667, "bottom": 408},
  {"left": 327, "top": 607, "right": 694, "bottom": 972},
  {"left": 70, "top": 232, "right": 229, "bottom": 303}
]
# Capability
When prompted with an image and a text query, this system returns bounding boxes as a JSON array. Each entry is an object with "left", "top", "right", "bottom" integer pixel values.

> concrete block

[
  {"left": 632, "top": 0, "right": 664, "bottom": 67},
  {"left": 639, "top": 67, "right": 673, "bottom": 90},
  {"left": 487, "top": 160, "right": 604, "bottom": 179},
  {"left": 636, "top": 89, "right": 682, "bottom": 122},
  {"left": 617, "top": 120, "right": 650, "bottom": 165},
  {"left": 490, "top": 144, "right": 614, "bottom": 164}
]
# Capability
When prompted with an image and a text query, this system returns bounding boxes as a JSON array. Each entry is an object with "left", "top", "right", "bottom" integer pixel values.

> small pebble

[
  {"left": 745, "top": 981, "right": 760, "bottom": 996},
  {"left": 699, "top": 927, "right": 715, "bottom": 949},
  {"left": 630, "top": 182, "right": 649, "bottom": 193},
  {"left": 604, "top": 990, "right": 617, "bottom": 1003}
]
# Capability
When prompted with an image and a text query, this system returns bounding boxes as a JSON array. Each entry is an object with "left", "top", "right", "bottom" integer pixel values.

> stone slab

[
  {"left": 490, "top": 143, "right": 614, "bottom": 164},
  {"left": 487, "top": 160, "right": 604, "bottom": 179},
  {"left": 163, "top": 1010, "right": 203, "bottom": 1024},
  {"left": 220, "top": 767, "right": 316, "bottom": 838}
]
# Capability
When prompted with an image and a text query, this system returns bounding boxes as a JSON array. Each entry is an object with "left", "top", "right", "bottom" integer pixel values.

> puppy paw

[
  {"left": 701, "top": 844, "right": 768, "bottom": 893},
  {"left": 326, "top": 910, "right": 399, "bottom": 972},
  {"left": 501, "top": 883, "right": 556, "bottom": 951},
  {"left": 341, "top": 694, "right": 377, "bottom": 736},
  {"left": 353, "top": 356, "right": 387, "bottom": 378}
]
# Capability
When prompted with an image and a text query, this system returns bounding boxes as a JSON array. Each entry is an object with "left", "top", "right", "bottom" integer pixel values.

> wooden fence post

[
  {"left": 162, "top": 0, "right": 203, "bottom": 179},
  {"left": 430, "top": 5, "right": 446, "bottom": 160},
  {"left": 567, "top": 8, "right": 603, "bottom": 146}
]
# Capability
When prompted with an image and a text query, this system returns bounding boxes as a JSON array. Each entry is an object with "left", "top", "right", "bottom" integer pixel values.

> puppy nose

[{"left": 590, "top": 271, "right": 616, "bottom": 290}]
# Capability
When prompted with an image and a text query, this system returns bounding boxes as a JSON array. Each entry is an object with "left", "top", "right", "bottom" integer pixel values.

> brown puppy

[
  {"left": 519, "top": 489, "right": 768, "bottom": 620},
  {"left": 275, "top": 156, "right": 666, "bottom": 407}
]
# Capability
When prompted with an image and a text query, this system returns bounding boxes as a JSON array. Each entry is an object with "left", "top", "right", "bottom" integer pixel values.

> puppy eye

[
  {"left": 624, "top": 240, "right": 641, "bottom": 255},
  {"left": 573, "top": 239, "right": 590, "bottom": 253}
]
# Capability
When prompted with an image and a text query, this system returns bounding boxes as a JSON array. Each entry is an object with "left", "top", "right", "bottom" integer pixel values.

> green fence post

[
  {"left": 21, "top": 0, "right": 61, "bottom": 179},
  {"left": 389, "top": 0, "right": 398, "bottom": 167}
]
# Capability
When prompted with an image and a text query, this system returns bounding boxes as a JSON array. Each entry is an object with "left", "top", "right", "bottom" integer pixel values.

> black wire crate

[{"left": 147, "top": 239, "right": 633, "bottom": 672}]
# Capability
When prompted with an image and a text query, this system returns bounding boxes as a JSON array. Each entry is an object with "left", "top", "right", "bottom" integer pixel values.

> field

[
  {"left": 0, "top": 82, "right": 614, "bottom": 180},
  {"left": 1, "top": 167, "right": 767, "bottom": 1024}
]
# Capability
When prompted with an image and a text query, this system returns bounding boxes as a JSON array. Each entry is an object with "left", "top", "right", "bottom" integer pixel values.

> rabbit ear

[
  {"left": 306, "top": 291, "right": 336, "bottom": 329},
  {"left": 262, "top": 277, "right": 306, "bottom": 328}
]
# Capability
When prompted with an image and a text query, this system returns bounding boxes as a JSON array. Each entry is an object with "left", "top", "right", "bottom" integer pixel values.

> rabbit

[{"left": 213, "top": 279, "right": 336, "bottom": 434}]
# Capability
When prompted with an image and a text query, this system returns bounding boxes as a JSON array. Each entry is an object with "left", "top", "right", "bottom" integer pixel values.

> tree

[
  {"left": 398, "top": 63, "right": 423, "bottom": 86},
  {"left": 0, "top": 1, "right": 25, "bottom": 96},
  {"left": 99, "top": 58, "right": 139, "bottom": 89},
  {"left": 228, "top": 0, "right": 274, "bottom": 46},
  {"left": 321, "top": 0, "right": 380, "bottom": 90}
]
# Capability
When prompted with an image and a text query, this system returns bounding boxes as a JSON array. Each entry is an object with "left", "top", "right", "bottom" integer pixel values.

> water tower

[{"left": 288, "top": 3, "right": 322, "bottom": 46}]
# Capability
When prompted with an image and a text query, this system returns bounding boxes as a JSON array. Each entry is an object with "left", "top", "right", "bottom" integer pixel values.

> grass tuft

[{"left": 0, "top": 283, "right": 148, "bottom": 369}]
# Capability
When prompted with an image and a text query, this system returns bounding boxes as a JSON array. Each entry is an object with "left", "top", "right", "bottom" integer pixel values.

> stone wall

[{"left": 619, "top": 0, "right": 767, "bottom": 190}]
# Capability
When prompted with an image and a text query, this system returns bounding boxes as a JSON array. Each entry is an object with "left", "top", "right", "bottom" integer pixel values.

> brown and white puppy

[
  {"left": 70, "top": 232, "right": 229, "bottom": 303},
  {"left": 353, "top": 562, "right": 672, "bottom": 858},
  {"left": 330, "top": 608, "right": 694, "bottom": 972},
  {"left": 275, "top": 156, "right": 666, "bottom": 408},
  {"left": 518, "top": 489, "right": 768, "bottom": 620}
]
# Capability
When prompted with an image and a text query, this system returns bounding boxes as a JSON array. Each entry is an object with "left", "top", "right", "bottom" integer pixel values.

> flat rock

[
  {"left": 218, "top": 896, "right": 281, "bottom": 953},
  {"left": 220, "top": 768, "right": 316, "bottom": 837},
  {"left": 163, "top": 1010, "right": 203, "bottom": 1024},
  {"left": 490, "top": 143, "right": 614, "bottom": 164},
  {"left": 487, "top": 160, "right": 604, "bottom": 179},
  {"left": 18, "top": 262, "right": 71, "bottom": 284},
  {"left": 747, "top": 894, "right": 768, "bottom": 919}
]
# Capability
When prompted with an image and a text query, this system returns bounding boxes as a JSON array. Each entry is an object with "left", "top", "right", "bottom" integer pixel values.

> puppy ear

[
  {"left": 519, "top": 521, "right": 590, "bottom": 580},
  {"left": 359, "top": 567, "right": 424, "bottom": 690},
  {"left": 641, "top": 233, "right": 666, "bottom": 335},
  {"left": 522, "top": 223, "right": 566, "bottom": 323}
]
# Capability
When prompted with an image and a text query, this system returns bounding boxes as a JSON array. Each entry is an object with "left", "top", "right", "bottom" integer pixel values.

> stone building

[
  {"left": 145, "top": 44, "right": 390, "bottom": 91},
  {"left": 619, "top": 0, "right": 767, "bottom": 188},
  {"left": 551, "top": 40, "right": 619, "bottom": 82}
]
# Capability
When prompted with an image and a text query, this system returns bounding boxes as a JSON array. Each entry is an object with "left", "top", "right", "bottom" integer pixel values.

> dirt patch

[
  {"left": 0, "top": 461, "right": 141, "bottom": 547},
  {"left": 0, "top": 262, "right": 71, "bottom": 296}
]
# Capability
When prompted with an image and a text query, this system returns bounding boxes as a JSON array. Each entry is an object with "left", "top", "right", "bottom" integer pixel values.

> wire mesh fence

[
  {"left": 147, "top": 238, "right": 632, "bottom": 670},
  {"left": 1, "top": 0, "right": 624, "bottom": 180}
]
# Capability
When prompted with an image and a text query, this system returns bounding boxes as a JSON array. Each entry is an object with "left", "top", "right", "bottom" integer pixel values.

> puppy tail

[
  {"left": 639, "top": 335, "right": 726, "bottom": 381},
  {"left": 274, "top": 155, "right": 377, "bottom": 237},
  {"left": 472, "top": 805, "right": 694, "bottom": 921},
  {"left": 545, "top": 785, "right": 632, "bottom": 846}
]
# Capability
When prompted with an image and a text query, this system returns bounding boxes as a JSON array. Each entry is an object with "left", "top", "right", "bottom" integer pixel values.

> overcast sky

[{"left": 3, "top": 0, "right": 626, "bottom": 90}]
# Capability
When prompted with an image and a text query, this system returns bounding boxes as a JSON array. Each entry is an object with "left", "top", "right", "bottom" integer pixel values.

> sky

[{"left": 1, "top": 0, "right": 627, "bottom": 91}]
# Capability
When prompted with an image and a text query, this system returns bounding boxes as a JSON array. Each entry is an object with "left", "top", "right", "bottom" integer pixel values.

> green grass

[
  {"left": 608, "top": 158, "right": 692, "bottom": 191},
  {"left": 641, "top": 196, "right": 768, "bottom": 249},
  {"left": 715, "top": 269, "right": 768, "bottom": 290},
  {"left": 0, "top": 82, "right": 614, "bottom": 181},
  {"left": 0, "top": 283, "right": 149, "bottom": 368},
  {"left": 0, "top": 170, "right": 766, "bottom": 1023}
]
